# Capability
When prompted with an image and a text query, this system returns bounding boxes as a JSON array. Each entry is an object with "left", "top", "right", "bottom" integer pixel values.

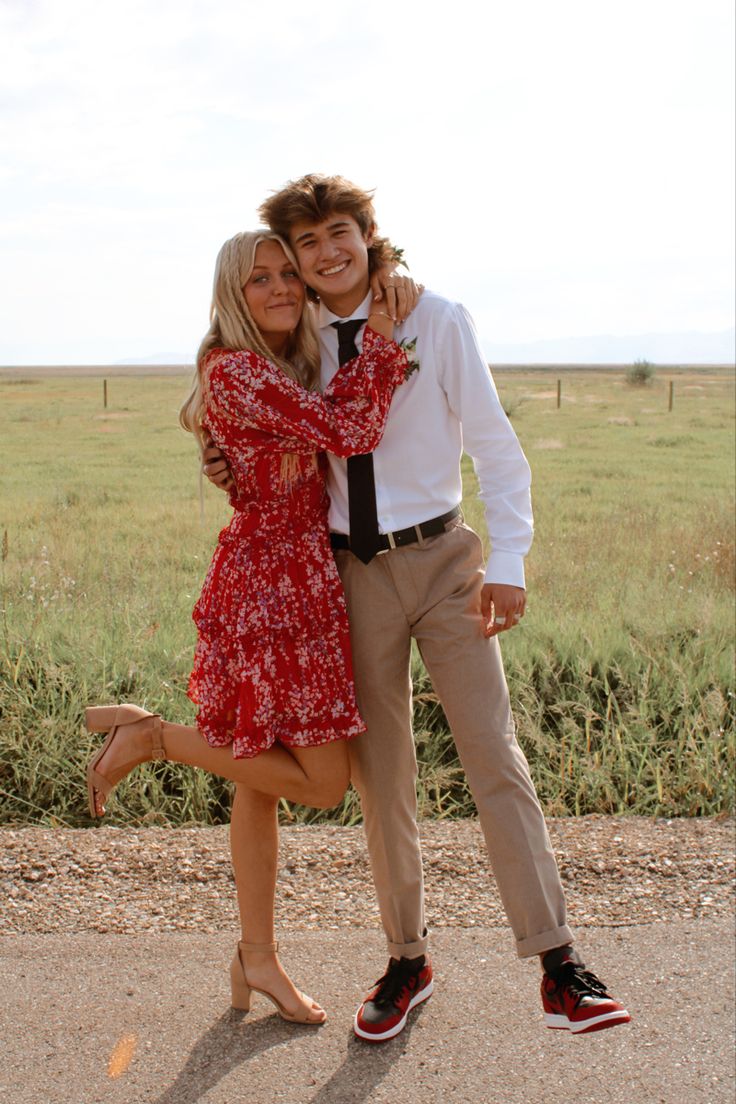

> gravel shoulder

[
  {"left": 1, "top": 815, "right": 733, "bottom": 935},
  {"left": 2, "top": 816, "right": 734, "bottom": 1104}
]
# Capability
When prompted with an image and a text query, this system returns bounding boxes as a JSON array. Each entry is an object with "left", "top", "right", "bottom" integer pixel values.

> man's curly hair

[{"left": 259, "top": 174, "right": 402, "bottom": 298}]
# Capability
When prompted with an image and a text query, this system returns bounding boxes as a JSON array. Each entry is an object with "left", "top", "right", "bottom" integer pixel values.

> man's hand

[
  {"left": 480, "top": 583, "right": 526, "bottom": 639},
  {"left": 202, "top": 434, "right": 234, "bottom": 493}
]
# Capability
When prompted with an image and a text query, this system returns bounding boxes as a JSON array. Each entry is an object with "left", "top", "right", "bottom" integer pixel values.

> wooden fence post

[
  {"left": 556, "top": 379, "right": 561, "bottom": 409},
  {"left": 103, "top": 379, "right": 107, "bottom": 409},
  {"left": 668, "top": 380, "right": 674, "bottom": 412}
]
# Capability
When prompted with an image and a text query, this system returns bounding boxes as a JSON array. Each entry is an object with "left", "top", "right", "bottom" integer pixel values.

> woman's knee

[
  {"left": 312, "top": 778, "right": 349, "bottom": 809},
  {"left": 299, "top": 746, "right": 350, "bottom": 808},
  {"left": 309, "top": 765, "right": 350, "bottom": 808}
]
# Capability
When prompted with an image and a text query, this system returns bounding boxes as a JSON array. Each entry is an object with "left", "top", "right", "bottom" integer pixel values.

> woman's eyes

[{"left": 252, "top": 270, "right": 299, "bottom": 284}]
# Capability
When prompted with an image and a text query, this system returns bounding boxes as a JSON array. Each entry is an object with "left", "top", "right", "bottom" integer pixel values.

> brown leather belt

[{"left": 330, "top": 506, "right": 461, "bottom": 554}]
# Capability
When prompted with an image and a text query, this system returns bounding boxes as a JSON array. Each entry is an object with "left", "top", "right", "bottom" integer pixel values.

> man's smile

[{"left": 318, "top": 260, "right": 350, "bottom": 277}]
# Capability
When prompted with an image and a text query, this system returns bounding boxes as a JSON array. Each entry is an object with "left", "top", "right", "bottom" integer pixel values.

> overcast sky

[{"left": 1, "top": 0, "right": 734, "bottom": 364}]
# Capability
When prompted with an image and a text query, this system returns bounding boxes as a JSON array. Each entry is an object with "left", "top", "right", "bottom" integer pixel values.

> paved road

[{"left": 2, "top": 920, "right": 733, "bottom": 1104}]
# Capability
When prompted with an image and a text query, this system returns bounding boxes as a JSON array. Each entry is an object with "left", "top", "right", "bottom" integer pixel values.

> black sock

[
  {"left": 395, "top": 955, "right": 425, "bottom": 971},
  {"left": 542, "top": 945, "right": 582, "bottom": 976}
]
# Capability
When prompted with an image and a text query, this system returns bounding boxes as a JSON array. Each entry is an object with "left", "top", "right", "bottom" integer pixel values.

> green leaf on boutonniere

[
  {"left": 390, "top": 246, "right": 408, "bottom": 270},
  {"left": 398, "top": 337, "right": 420, "bottom": 380}
]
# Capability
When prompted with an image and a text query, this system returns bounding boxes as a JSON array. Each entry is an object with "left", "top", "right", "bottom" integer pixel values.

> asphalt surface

[{"left": 2, "top": 920, "right": 733, "bottom": 1104}]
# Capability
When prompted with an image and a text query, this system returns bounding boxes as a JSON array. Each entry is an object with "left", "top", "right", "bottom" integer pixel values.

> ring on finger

[{"left": 494, "top": 616, "right": 507, "bottom": 625}]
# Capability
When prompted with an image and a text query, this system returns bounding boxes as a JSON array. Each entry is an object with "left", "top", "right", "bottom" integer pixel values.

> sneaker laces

[
  {"left": 557, "top": 963, "right": 611, "bottom": 1004},
  {"left": 370, "top": 959, "right": 422, "bottom": 1009}
]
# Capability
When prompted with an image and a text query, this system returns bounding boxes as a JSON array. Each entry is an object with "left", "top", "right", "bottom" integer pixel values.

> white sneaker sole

[
  {"left": 354, "top": 979, "right": 434, "bottom": 1042},
  {"left": 544, "top": 1009, "right": 631, "bottom": 1033}
]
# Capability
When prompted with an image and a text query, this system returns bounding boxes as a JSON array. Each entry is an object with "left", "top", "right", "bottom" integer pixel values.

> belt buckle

[{"left": 375, "top": 531, "right": 395, "bottom": 555}]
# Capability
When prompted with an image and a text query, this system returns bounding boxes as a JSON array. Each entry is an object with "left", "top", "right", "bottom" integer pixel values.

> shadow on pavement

[
  {"left": 152, "top": 1007, "right": 303, "bottom": 1104},
  {"left": 151, "top": 1002, "right": 423, "bottom": 1104},
  {"left": 307, "top": 1005, "right": 424, "bottom": 1104}
]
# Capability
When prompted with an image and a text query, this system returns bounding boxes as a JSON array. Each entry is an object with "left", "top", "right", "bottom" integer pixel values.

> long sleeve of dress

[{"left": 205, "top": 327, "right": 407, "bottom": 458}]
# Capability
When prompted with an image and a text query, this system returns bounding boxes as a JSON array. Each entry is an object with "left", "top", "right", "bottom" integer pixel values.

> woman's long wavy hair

[{"left": 179, "top": 231, "right": 320, "bottom": 451}]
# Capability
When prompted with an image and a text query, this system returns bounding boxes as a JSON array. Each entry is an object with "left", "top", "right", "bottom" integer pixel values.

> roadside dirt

[{"left": 1, "top": 815, "right": 732, "bottom": 935}]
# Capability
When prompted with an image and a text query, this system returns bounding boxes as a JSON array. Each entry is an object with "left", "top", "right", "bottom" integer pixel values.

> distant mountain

[
  {"left": 111, "top": 329, "right": 736, "bottom": 368},
  {"left": 481, "top": 327, "right": 735, "bottom": 365}
]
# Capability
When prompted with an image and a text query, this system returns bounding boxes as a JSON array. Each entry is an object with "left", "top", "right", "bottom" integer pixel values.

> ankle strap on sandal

[
  {"left": 239, "top": 940, "right": 279, "bottom": 953},
  {"left": 150, "top": 716, "right": 166, "bottom": 760}
]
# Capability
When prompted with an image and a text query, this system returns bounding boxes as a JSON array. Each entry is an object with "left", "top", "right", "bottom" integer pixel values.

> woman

[{"left": 86, "top": 230, "right": 412, "bottom": 1024}]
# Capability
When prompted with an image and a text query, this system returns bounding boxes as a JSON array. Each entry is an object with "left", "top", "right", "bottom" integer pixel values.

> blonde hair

[{"left": 179, "top": 231, "right": 320, "bottom": 450}]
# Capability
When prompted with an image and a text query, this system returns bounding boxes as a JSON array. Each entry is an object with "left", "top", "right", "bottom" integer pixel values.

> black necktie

[{"left": 332, "top": 319, "right": 383, "bottom": 564}]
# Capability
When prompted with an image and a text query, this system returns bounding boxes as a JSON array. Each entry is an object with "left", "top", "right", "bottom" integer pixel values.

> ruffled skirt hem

[{"left": 196, "top": 712, "right": 364, "bottom": 759}]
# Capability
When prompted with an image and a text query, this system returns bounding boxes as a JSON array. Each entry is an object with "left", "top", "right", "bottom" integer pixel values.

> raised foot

[
  {"left": 540, "top": 954, "right": 630, "bottom": 1034},
  {"left": 85, "top": 704, "right": 164, "bottom": 817}
]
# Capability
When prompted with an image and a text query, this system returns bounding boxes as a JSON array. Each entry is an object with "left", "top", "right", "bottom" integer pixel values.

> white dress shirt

[{"left": 318, "top": 290, "right": 533, "bottom": 588}]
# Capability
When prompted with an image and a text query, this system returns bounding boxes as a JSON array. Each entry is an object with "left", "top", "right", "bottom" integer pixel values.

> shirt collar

[{"left": 318, "top": 290, "right": 374, "bottom": 330}]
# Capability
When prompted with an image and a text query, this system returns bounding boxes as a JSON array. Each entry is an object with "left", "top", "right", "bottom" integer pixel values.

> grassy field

[{"left": 0, "top": 366, "right": 733, "bottom": 826}]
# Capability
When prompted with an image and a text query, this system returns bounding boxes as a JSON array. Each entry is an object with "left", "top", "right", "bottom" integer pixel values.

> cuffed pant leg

[
  {"left": 335, "top": 551, "right": 428, "bottom": 960},
  {"left": 412, "top": 524, "right": 573, "bottom": 958}
]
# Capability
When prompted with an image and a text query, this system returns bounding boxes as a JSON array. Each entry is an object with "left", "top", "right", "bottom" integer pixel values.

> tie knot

[
  {"left": 332, "top": 319, "right": 367, "bottom": 366},
  {"left": 332, "top": 319, "right": 366, "bottom": 341}
]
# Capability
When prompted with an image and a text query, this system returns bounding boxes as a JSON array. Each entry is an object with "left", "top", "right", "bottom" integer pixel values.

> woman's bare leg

[
  {"left": 230, "top": 785, "right": 279, "bottom": 944},
  {"left": 165, "top": 723, "right": 349, "bottom": 804},
  {"left": 91, "top": 713, "right": 350, "bottom": 813},
  {"left": 229, "top": 785, "right": 325, "bottom": 1019}
]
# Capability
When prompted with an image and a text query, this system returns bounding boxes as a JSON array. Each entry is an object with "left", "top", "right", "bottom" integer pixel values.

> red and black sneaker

[
  {"left": 354, "top": 955, "right": 433, "bottom": 1042},
  {"left": 541, "top": 949, "right": 630, "bottom": 1034}
]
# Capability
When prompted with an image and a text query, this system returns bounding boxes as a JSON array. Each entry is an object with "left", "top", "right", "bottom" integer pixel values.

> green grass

[{"left": 1, "top": 368, "right": 734, "bottom": 825}]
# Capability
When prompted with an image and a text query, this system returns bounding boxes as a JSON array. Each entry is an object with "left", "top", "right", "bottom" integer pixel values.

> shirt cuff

[{"left": 484, "top": 549, "right": 526, "bottom": 589}]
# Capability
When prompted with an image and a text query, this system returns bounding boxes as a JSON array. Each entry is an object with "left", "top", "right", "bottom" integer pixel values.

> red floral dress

[{"left": 188, "top": 327, "right": 407, "bottom": 758}]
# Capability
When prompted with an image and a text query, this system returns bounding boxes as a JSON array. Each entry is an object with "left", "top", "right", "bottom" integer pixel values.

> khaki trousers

[{"left": 335, "top": 519, "right": 573, "bottom": 959}]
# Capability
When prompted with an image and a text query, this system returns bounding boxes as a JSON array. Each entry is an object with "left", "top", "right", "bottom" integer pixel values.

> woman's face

[{"left": 243, "top": 239, "right": 305, "bottom": 354}]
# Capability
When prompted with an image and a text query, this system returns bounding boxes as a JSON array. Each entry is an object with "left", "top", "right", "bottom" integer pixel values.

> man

[{"left": 206, "top": 174, "right": 630, "bottom": 1041}]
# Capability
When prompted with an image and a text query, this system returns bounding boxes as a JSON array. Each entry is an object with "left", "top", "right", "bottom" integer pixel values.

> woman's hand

[{"left": 369, "top": 267, "right": 423, "bottom": 323}]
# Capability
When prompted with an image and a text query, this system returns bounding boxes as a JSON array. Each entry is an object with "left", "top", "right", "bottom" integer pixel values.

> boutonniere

[{"left": 399, "top": 337, "right": 420, "bottom": 381}]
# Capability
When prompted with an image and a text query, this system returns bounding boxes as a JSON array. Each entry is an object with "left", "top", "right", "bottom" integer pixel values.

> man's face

[{"left": 289, "top": 214, "right": 372, "bottom": 314}]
